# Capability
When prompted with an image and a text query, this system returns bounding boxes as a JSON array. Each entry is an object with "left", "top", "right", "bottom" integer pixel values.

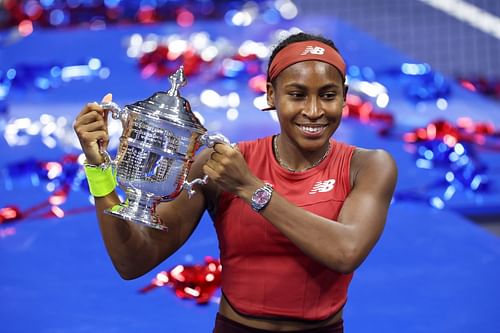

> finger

[
  {"left": 101, "top": 137, "right": 110, "bottom": 151},
  {"left": 74, "top": 111, "right": 107, "bottom": 131},
  {"left": 213, "top": 142, "right": 232, "bottom": 154},
  {"left": 77, "top": 102, "right": 103, "bottom": 117},
  {"left": 209, "top": 150, "right": 225, "bottom": 163},
  {"left": 78, "top": 120, "right": 108, "bottom": 133},
  {"left": 202, "top": 164, "right": 219, "bottom": 182},
  {"left": 204, "top": 158, "right": 220, "bottom": 172},
  {"left": 214, "top": 144, "right": 241, "bottom": 163},
  {"left": 77, "top": 109, "right": 106, "bottom": 123},
  {"left": 100, "top": 93, "right": 112, "bottom": 125},
  {"left": 215, "top": 142, "right": 240, "bottom": 156},
  {"left": 78, "top": 130, "right": 108, "bottom": 147}
]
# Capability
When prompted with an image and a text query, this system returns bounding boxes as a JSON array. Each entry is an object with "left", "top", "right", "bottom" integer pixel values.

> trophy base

[{"left": 104, "top": 190, "right": 168, "bottom": 231}]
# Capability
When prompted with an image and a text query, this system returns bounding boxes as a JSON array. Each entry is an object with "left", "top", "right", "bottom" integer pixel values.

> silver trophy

[{"left": 99, "top": 66, "right": 229, "bottom": 231}]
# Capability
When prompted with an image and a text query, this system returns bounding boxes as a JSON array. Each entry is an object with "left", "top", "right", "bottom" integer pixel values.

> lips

[{"left": 297, "top": 124, "right": 328, "bottom": 136}]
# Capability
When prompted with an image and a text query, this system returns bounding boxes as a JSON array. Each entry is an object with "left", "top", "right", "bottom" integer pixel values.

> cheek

[
  {"left": 327, "top": 104, "right": 344, "bottom": 127},
  {"left": 275, "top": 98, "right": 298, "bottom": 118},
  {"left": 274, "top": 92, "right": 288, "bottom": 108},
  {"left": 326, "top": 100, "right": 344, "bottom": 116}
]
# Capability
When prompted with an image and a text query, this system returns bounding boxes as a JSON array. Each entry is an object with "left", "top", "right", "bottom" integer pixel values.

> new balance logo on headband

[{"left": 301, "top": 46, "right": 325, "bottom": 55}]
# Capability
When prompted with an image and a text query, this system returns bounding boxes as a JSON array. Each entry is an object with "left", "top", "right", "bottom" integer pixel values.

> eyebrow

[{"left": 284, "top": 83, "right": 343, "bottom": 91}]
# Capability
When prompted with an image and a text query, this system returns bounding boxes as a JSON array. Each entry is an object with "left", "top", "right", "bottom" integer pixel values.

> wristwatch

[{"left": 251, "top": 183, "right": 274, "bottom": 212}]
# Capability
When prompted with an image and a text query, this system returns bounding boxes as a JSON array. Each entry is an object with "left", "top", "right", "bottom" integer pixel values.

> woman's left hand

[{"left": 202, "top": 143, "right": 261, "bottom": 196}]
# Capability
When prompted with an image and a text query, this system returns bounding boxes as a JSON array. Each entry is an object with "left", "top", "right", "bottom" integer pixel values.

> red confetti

[
  {"left": 403, "top": 118, "right": 500, "bottom": 150},
  {"left": 138, "top": 46, "right": 204, "bottom": 78},
  {"left": 457, "top": 77, "right": 500, "bottom": 100},
  {"left": 48, "top": 185, "right": 69, "bottom": 206},
  {"left": 137, "top": 5, "right": 157, "bottom": 24},
  {"left": 176, "top": 9, "right": 194, "bottom": 27},
  {"left": 140, "top": 257, "right": 222, "bottom": 304},
  {"left": 182, "top": 49, "right": 203, "bottom": 76},
  {"left": 0, "top": 206, "right": 22, "bottom": 224},
  {"left": 248, "top": 74, "right": 267, "bottom": 93},
  {"left": 343, "top": 94, "right": 394, "bottom": 124},
  {"left": 0, "top": 154, "right": 94, "bottom": 227}
]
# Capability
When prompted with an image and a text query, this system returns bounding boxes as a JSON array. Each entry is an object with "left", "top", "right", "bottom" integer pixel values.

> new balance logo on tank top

[
  {"left": 215, "top": 136, "right": 356, "bottom": 321},
  {"left": 309, "top": 179, "right": 336, "bottom": 194}
]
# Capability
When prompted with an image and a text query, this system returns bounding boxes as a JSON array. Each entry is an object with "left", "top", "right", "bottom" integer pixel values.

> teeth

[{"left": 299, "top": 125, "right": 325, "bottom": 133}]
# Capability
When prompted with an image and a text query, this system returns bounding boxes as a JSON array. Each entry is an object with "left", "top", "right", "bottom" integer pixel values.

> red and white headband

[{"left": 267, "top": 40, "right": 346, "bottom": 82}]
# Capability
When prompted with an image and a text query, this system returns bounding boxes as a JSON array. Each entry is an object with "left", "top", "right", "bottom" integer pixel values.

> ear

[
  {"left": 342, "top": 83, "right": 348, "bottom": 107},
  {"left": 266, "top": 82, "right": 275, "bottom": 109}
]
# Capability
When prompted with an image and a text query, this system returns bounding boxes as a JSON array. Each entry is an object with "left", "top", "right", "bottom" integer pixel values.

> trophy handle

[
  {"left": 199, "top": 133, "right": 230, "bottom": 147},
  {"left": 98, "top": 101, "right": 128, "bottom": 165},
  {"left": 182, "top": 175, "right": 208, "bottom": 199},
  {"left": 100, "top": 101, "right": 128, "bottom": 123},
  {"left": 182, "top": 133, "right": 231, "bottom": 198}
]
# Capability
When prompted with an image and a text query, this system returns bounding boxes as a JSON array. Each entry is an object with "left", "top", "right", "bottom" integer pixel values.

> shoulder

[
  {"left": 352, "top": 148, "right": 396, "bottom": 168},
  {"left": 350, "top": 148, "right": 397, "bottom": 192}
]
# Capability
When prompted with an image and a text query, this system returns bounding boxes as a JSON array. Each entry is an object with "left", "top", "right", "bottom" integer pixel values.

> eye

[
  {"left": 321, "top": 92, "right": 337, "bottom": 100},
  {"left": 288, "top": 91, "right": 306, "bottom": 99}
]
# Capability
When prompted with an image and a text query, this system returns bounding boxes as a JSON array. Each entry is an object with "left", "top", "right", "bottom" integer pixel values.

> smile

[{"left": 297, "top": 124, "right": 328, "bottom": 135}]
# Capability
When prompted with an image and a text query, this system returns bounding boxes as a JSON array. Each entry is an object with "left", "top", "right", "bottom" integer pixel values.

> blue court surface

[{"left": 1, "top": 15, "right": 499, "bottom": 333}]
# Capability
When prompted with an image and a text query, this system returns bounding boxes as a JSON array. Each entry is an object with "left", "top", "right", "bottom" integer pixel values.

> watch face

[
  {"left": 254, "top": 189, "right": 271, "bottom": 205},
  {"left": 251, "top": 184, "right": 273, "bottom": 212}
]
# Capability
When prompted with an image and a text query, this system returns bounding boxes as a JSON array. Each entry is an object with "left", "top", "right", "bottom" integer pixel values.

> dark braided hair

[{"left": 266, "top": 32, "right": 342, "bottom": 84}]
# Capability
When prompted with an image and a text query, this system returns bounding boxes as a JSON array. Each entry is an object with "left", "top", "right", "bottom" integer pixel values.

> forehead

[{"left": 275, "top": 60, "right": 344, "bottom": 86}]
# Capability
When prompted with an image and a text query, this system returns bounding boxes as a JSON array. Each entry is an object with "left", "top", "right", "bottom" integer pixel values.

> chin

[{"left": 297, "top": 137, "right": 330, "bottom": 152}]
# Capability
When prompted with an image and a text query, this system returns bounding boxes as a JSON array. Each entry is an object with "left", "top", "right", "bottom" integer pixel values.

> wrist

[
  {"left": 84, "top": 163, "right": 117, "bottom": 197},
  {"left": 236, "top": 178, "right": 265, "bottom": 202},
  {"left": 84, "top": 152, "right": 105, "bottom": 165},
  {"left": 84, "top": 150, "right": 112, "bottom": 169},
  {"left": 86, "top": 157, "right": 104, "bottom": 165}
]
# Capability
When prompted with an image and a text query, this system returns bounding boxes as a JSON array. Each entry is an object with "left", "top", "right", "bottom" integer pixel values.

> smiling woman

[
  {"left": 73, "top": 31, "right": 397, "bottom": 333},
  {"left": 268, "top": 60, "right": 345, "bottom": 171},
  {"left": 211, "top": 32, "right": 397, "bottom": 332}
]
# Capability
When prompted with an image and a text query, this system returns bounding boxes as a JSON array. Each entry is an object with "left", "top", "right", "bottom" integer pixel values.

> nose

[{"left": 302, "top": 96, "right": 323, "bottom": 120}]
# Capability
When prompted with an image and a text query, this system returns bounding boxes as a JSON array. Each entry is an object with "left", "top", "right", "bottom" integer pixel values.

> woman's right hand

[{"left": 73, "top": 93, "right": 113, "bottom": 165}]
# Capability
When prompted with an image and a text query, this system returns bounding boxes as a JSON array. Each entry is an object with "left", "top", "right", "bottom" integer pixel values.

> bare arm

[
  {"left": 204, "top": 144, "right": 397, "bottom": 273},
  {"left": 93, "top": 152, "right": 209, "bottom": 280},
  {"left": 74, "top": 97, "right": 210, "bottom": 280}
]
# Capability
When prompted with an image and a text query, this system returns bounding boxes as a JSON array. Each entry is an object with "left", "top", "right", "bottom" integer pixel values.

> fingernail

[{"left": 101, "top": 93, "right": 113, "bottom": 103}]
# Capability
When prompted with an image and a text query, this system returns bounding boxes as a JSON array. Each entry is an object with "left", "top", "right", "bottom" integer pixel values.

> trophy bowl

[{"left": 100, "top": 66, "right": 228, "bottom": 231}]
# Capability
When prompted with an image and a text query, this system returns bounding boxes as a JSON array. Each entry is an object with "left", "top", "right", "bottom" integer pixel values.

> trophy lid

[{"left": 126, "top": 66, "right": 206, "bottom": 133}]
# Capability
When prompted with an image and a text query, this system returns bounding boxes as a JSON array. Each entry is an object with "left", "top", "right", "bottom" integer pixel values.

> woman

[{"left": 74, "top": 32, "right": 397, "bottom": 332}]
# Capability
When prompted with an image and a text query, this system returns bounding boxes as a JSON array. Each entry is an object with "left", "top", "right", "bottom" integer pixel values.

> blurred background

[{"left": 1, "top": 0, "right": 499, "bottom": 332}]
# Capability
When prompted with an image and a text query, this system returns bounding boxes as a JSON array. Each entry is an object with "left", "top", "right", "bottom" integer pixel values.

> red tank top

[{"left": 215, "top": 136, "right": 355, "bottom": 321}]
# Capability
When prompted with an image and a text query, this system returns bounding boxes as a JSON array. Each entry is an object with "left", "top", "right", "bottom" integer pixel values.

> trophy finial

[{"left": 167, "top": 66, "right": 187, "bottom": 96}]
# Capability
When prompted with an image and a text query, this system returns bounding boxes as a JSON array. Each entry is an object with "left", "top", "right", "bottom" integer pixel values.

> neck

[{"left": 274, "top": 134, "right": 330, "bottom": 172}]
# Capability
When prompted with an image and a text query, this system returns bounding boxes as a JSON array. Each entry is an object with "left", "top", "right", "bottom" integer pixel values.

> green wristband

[{"left": 84, "top": 164, "right": 117, "bottom": 197}]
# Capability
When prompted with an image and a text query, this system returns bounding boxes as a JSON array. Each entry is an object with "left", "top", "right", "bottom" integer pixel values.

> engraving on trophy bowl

[{"left": 115, "top": 112, "right": 198, "bottom": 198}]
